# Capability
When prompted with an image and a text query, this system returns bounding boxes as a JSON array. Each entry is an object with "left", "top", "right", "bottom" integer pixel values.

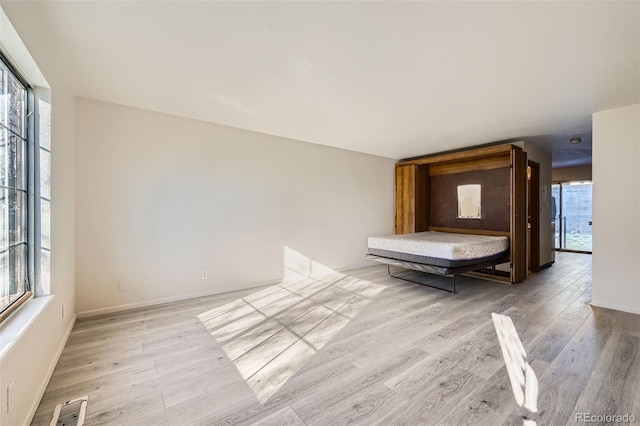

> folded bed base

[{"left": 366, "top": 253, "right": 510, "bottom": 294}]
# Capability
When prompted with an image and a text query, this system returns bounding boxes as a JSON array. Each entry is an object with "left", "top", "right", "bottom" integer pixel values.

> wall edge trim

[
  {"left": 591, "top": 300, "right": 640, "bottom": 315},
  {"left": 23, "top": 314, "right": 77, "bottom": 426},
  {"left": 76, "top": 280, "right": 281, "bottom": 319}
]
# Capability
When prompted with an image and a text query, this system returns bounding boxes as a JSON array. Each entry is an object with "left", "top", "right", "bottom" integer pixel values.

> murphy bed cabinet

[{"left": 395, "top": 144, "right": 527, "bottom": 284}]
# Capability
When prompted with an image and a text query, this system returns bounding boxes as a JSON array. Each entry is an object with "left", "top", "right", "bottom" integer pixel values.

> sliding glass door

[{"left": 551, "top": 181, "right": 592, "bottom": 253}]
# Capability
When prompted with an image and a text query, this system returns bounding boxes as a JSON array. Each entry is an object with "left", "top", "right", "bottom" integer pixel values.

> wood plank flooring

[{"left": 30, "top": 252, "right": 640, "bottom": 425}]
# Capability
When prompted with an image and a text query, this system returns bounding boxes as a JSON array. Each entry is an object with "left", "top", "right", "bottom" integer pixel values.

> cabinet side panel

[
  {"left": 511, "top": 147, "right": 528, "bottom": 283},
  {"left": 415, "top": 165, "right": 430, "bottom": 232},
  {"left": 395, "top": 165, "right": 416, "bottom": 234}
]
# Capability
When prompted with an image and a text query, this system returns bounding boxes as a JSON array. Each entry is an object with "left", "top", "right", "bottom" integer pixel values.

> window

[{"left": 0, "top": 52, "right": 32, "bottom": 320}]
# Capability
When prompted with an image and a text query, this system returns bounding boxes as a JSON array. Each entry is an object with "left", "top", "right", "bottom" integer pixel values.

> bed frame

[
  {"left": 366, "top": 250, "right": 510, "bottom": 293},
  {"left": 382, "top": 143, "right": 528, "bottom": 289}
]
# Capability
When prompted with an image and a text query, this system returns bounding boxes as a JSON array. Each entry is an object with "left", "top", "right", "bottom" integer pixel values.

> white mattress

[{"left": 368, "top": 231, "right": 509, "bottom": 261}]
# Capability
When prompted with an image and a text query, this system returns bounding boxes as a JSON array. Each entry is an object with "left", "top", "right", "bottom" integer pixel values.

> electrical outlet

[
  {"left": 118, "top": 281, "right": 127, "bottom": 292},
  {"left": 201, "top": 271, "right": 208, "bottom": 280},
  {"left": 7, "top": 379, "right": 15, "bottom": 414}
]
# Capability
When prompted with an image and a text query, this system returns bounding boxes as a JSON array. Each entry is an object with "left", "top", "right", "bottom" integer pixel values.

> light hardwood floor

[{"left": 31, "top": 252, "right": 640, "bottom": 425}]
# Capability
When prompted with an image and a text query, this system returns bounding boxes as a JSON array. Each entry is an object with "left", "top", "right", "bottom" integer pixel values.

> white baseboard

[
  {"left": 591, "top": 300, "right": 640, "bottom": 315},
  {"left": 24, "top": 314, "right": 76, "bottom": 426},
  {"left": 76, "top": 280, "right": 281, "bottom": 318},
  {"left": 76, "top": 264, "right": 361, "bottom": 319}
]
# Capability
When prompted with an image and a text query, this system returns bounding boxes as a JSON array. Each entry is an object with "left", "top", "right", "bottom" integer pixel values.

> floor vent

[{"left": 50, "top": 395, "right": 88, "bottom": 426}]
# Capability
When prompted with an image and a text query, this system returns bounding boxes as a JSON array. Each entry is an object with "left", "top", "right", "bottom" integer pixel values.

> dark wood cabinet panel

[{"left": 429, "top": 167, "right": 510, "bottom": 232}]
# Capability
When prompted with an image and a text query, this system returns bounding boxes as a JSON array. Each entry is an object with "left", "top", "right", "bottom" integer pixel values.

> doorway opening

[{"left": 551, "top": 181, "right": 592, "bottom": 253}]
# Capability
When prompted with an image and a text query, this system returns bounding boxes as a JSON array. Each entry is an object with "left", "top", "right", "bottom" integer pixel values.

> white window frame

[{"left": 0, "top": 49, "right": 35, "bottom": 323}]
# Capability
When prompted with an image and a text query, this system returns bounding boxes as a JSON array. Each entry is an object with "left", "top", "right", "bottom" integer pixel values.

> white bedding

[{"left": 368, "top": 231, "right": 508, "bottom": 261}]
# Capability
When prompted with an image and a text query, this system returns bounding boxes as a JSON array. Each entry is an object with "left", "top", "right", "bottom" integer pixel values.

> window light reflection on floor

[
  {"left": 492, "top": 312, "right": 539, "bottom": 425},
  {"left": 197, "top": 247, "right": 386, "bottom": 403}
]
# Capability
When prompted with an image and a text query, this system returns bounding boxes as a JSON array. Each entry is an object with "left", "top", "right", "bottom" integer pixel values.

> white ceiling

[{"left": 13, "top": 1, "right": 640, "bottom": 163}]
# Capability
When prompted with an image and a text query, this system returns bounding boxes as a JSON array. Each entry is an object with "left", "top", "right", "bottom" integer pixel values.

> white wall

[
  {"left": 0, "top": 3, "right": 77, "bottom": 426},
  {"left": 552, "top": 164, "right": 592, "bottom": 182},
  {"left": 592, "top": 103, "right": 640, "bottom": 314},
  {"left": 75, "top": 98, "right": 395, "bottom": 315}
]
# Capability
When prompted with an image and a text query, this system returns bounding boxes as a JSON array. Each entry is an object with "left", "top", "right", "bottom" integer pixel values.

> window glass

[
  {"left": 7, "top": 73, "right": 25, "bottom": 137},
  {"left": 40, "top": 148, "right": 50, "bottom": 200},
  {"left": 38, "top": 99, "right": 51, "bottom": 150},
  {"left": 38, "top": 97, "right": 51, "bottom": 297},
  {"left": 40, "top": 249, "right": 50, "bottom": 296},
  {"left": 41, "top": 199, "right": 50, "bottom": 250}
]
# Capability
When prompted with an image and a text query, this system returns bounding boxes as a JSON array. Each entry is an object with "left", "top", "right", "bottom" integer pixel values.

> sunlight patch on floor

[
  {"left": 198, "top": 247, "right": 385, "bottom": 403},
  {"left": 492, "top": 312, "right": 538, "bottom": 425}
]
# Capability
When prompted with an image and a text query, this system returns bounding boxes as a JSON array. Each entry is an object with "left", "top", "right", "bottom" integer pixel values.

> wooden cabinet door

[
  {"left": 511, "top": 146, "right": 528, "bottom": 283},
  {"left": 396, "top": 165, "right": 416, "bottom": 234},
  {"left": 395, "top": 165, "right": 429, "bottom": 234}
]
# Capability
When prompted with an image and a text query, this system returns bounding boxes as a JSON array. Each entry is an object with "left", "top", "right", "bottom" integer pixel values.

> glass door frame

[{"left": 552, "top": 180, "right": 592, "bottom": 254}]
